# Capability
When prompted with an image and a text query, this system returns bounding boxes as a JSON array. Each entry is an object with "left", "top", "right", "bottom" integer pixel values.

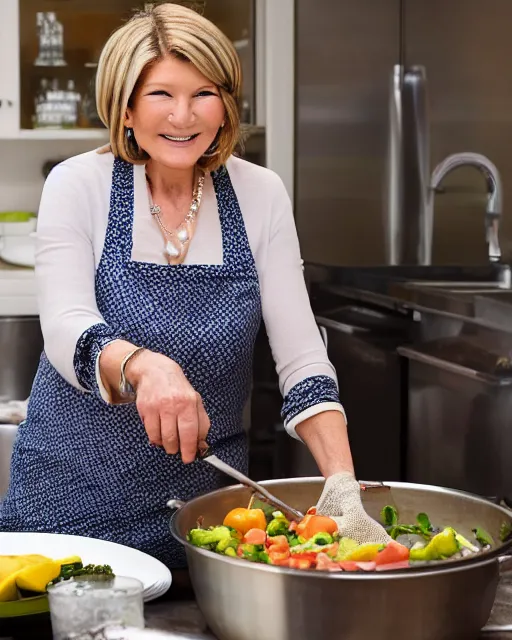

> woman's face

[{"left": 125, "top": 55, "right": 226, "bottom": 170}]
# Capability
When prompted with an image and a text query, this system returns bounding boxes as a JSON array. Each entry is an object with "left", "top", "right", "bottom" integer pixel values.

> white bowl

[{"left": 0, "top": 218, "right": 37, "bottom": 237}]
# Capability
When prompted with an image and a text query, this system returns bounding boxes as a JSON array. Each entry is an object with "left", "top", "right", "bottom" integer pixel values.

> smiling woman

[
  {"left": 124, "top": 58, "right": 226, "bottom": 171},
  {"left": 0, "top": 2, "right": 390, "bottom": 572}
]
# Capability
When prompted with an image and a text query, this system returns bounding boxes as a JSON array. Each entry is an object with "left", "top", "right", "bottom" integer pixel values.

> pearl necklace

[{"left": 146, "top": 172, "right": 205, "bottom": 265}]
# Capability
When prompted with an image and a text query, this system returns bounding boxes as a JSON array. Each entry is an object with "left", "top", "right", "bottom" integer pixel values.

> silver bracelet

[{"left": 119, "top": 346, "right": 145, "bottom": 399}]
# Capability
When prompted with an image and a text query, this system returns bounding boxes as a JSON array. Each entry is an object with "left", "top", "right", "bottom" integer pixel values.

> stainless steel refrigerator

[{"left": 295, "top": 0, "right": 512, "bottom": 267}]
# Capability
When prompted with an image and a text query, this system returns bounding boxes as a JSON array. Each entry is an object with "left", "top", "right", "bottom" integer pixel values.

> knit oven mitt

[{"left": 316, "top": 471, "right": 392, "bottom": 544}]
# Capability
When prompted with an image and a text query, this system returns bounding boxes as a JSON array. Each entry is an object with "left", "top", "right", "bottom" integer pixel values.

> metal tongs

[{"left": 198, "top": 445, "right": 304, "bottom": 521}]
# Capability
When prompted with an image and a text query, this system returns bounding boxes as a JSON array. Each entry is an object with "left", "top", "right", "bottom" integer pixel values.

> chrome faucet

[{"left": 430, "top": 152, "right": 503, "bottom": 263}]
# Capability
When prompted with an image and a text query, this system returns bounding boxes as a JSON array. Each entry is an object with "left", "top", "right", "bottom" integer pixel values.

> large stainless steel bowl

[{"left": 170, "top": 478, "right": 512, "bottom": 640}]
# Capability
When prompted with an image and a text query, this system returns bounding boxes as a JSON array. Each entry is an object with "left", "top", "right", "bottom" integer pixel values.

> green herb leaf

[
  {"left": 381, "top": 505, "right": 398, "bottom": 527},
  {"left": 416, "top": 512, "right": 433, "bottom": 534}
]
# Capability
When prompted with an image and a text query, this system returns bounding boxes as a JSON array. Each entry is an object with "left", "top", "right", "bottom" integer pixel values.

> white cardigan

[{"left": 35, "top": 149, "right": 345, "bottom": 438}]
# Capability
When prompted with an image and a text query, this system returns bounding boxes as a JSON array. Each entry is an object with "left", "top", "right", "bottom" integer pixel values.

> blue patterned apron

[{"left": 0, "top": 158, "right": 262, "bottom": 569}]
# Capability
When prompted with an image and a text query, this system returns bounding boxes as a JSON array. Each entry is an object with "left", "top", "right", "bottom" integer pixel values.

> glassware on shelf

[
  {"left": 33, "top": 77, "right": 82, "bottom": 129},
  {"left": 80, "top": 65, "right": 104, "bottom": 129},
  {"left": 34, "top": 12, "right": 67, "bottom": 67}
]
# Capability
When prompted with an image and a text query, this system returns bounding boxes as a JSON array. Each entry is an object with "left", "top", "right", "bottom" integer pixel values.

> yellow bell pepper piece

[
  {"left": 0, "top": 555, "right": 50, "bottom": 581},
  {"left": 342, "top": 543, "right": 386, "bottom": 562},
  {"left": 409, "top": 527, "right": 459, "bottom": 561},
  {"left": 0, "top": 574, "right": 19, "bottom": 602},
  {"left": 15, "top": 560, "right": 61, "bottom": 594},
  {"left": 57, "top": 556, "right": 82, "bottom": 564},
  {"left": 0, "top": 554, "right": 83, "bottom": 602}
]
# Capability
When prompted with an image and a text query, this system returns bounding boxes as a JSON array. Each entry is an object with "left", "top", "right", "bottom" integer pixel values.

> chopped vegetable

[
  {"left": 500, "top": 522, "right": 512, "bottom": 543},
  {"left": 244, "top": 528, "right": 267, "bottom": 546},
  {"left": 416, "top": 513, "right": 433, "bottom": 535},
  {"left": 188, "top": 526, "right": 234, "bottom": 548},
  {"left": 0, "top": 555, "right": 114, "bottom": 602},
  {"left": 455, "top": 533, "right": 479, "bottom": 554},
  {"left": 342, "top": 543, "right": 385, "bottom": 563},
  {"left": 409, "top": 528, "right": 459, "bottom": 562},
  {"left": 296, "top": 514, "right": 338, "bottom": 539},
  {"left": 223, "top": 508, "right": 267, "bottom": 535},
  {"left": 334, "top": 537, "right": 359, "bottom": 561},
  {"left": 473, "top": 527, "right": 494, "bottom": 547},
  {"left": 266, "top": 512, "right": 290, "bottom": 537},
  {"left": 186, "top": 501, "right": 496, "bottom": 573},
  {"left": 49, "top": 564, "right": 114, "bottom": 585},
  {"left": 237, "top": 543, "right": 264, "bottom": 562},
  {"left": 381, "top": 505, "right": 398, "bottom": 527},
  {"left": 374, "top": 541, "right": 410, "bottom": 566}
]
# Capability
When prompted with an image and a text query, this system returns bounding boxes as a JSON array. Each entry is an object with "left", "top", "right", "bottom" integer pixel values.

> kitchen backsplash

[{"left": 0, "top": 139, "right": 101, "bottom": 213}]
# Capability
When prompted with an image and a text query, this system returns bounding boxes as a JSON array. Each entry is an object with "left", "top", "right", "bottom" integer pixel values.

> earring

[
  {"left": 202, "top": 125, "right": 224, "bottom": 158},
  {"left": 125, "top": 127, "right": 139, "bottom": 152}
]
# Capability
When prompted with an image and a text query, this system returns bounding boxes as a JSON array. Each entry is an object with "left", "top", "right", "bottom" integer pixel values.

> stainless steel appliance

[
  {"left": 0, "top": 423, "right": 17, "bottom": 499},
  {"left": 170, "top": 477, "right": 512, "bottom": 640},
  {"left": 0, "top": 317, "right": 42, "bottom": 401},
  {"left": 398, "top": 332, "right": 512, "bottom": 501},
  {"left": 295, "top": 0, "right": 512, "bottom": 267}
]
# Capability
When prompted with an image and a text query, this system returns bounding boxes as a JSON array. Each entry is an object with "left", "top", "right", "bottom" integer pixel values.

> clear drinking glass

[{"left": 48, "top": 576, "right": 144, "bottom": 640}]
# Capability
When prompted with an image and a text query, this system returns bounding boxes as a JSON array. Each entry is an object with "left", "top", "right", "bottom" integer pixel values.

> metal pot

[{"left": 170, "top": 478, "right": 512, "bottom": 640}]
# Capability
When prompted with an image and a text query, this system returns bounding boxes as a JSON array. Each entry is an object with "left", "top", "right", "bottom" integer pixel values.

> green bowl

[{"left": 0, "top": 593, "right": 49, "bottom": 618}]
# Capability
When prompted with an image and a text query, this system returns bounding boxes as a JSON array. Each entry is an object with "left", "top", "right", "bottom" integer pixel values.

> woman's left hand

[{"left": 316, "top": 472, "right": 391, "bottom": 544}]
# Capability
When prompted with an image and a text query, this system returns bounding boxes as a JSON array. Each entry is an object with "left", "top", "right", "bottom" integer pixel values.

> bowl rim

[{"left": 170, "top": 477, "right": 512, "bottom": 580}]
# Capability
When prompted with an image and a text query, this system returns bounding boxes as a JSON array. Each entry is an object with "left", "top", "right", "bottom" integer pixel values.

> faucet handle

[{"left": 485, "top": 211, "right": 501, "bottom": 263}]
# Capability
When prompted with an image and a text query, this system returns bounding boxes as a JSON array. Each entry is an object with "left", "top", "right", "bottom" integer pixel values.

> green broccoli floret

[
  {"left": 238, "top": 543, "right": 264, "bottom": 562},
  {"left": 216, "top": 536, "right": 239, "bottom": 554},
  {"left": 309, "top": 532, "right": 333, "bottom": 546},
  {"left": 187, "top": 526, "right": 233, "bottom": 549},
  {"left": 291, "top": 532, "right": 334, "bottom": 555},
  {"left": 49, "top": 564, "right": 115, "bottom": 587},
  {"left": 266, "top": 512, "right": 290, "bottom": 537}
]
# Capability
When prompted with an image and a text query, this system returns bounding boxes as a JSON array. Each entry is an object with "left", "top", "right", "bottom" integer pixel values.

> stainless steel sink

[{"left": 306, "top": 262, "right": 512, "bottom": 328}]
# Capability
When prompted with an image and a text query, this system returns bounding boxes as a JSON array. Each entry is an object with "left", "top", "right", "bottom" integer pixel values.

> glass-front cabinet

[{"left": 0, "top": 0, "right": 256, "bottom": 139}]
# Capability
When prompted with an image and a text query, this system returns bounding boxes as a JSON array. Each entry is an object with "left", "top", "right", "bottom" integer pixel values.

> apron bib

[{"left": 0, "top": 158, "right": 262, "bottom": 568}]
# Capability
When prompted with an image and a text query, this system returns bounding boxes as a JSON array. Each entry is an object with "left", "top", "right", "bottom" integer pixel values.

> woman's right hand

[{"left": 125, "top": 350, "right": 210, "bottom": 464}]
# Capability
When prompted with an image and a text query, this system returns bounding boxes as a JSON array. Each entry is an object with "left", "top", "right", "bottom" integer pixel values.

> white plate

[{"left": 0, "top": 532, "right": 172, "bottom": 602}]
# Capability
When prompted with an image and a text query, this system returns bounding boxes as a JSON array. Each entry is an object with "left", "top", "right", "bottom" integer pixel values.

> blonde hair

[{"left": 95, "top": 2, "right": 242, "bottom": 172}]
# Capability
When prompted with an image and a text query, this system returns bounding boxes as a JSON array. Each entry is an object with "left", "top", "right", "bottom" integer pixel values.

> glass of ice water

[{"left": 48, "top": 576, "right": 145, "bottom": 640}]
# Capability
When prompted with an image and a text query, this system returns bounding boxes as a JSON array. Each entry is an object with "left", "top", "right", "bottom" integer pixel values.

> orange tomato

[
  {"left": 243, "top": 528, "right": 267, "bottom": 546},
  {"left": 296, "top": 514, "right": 338, "bottom": 540},
  {"left": 266, "top": 535, "right": 289, "bottom": 549},
  {"left": 374, "top": 541, "right": 410, "bottom": 566},
  {"left": 223, "top": 508, "right": 267, "bottom": 535},
  {"left": 288, "top": 558, "right": 313, "bottom": 570},
  {"left": 268, "top": 548, "right": 290, "bottom": 565}
]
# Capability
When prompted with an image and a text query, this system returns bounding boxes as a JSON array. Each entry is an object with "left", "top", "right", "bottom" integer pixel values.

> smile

[{"left": 161, "top": 134, "right": 199, "bottom": 142}]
